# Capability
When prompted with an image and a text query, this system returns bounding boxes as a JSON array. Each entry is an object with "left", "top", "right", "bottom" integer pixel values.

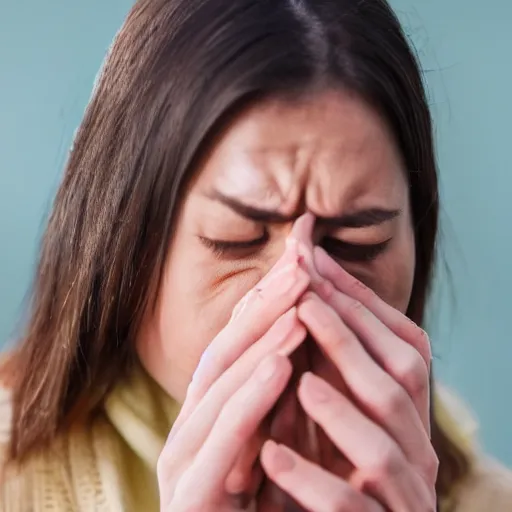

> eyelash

[
  {"left": 199, "top": 232, "right": 390, "bottom": 263},
  {"left": 320, "top": 237, "right": 391, "bottom": 263},
  {"left": 198, "top": 231, "right": 270, "bottom": 258}
]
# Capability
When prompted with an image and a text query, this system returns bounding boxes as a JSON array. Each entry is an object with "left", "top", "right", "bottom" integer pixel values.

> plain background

[{"left": 0, "top": 1, "right": 511, "bottom": 463}]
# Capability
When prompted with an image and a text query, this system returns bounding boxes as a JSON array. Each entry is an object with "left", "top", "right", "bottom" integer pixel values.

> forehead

[{"left": 196, "top": 89, "right": 407, "bottom": 213}]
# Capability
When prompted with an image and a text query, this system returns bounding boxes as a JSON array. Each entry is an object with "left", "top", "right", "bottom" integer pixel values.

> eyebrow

[{"left": 208, "top": 190, "right": 401, "bottom": 228}]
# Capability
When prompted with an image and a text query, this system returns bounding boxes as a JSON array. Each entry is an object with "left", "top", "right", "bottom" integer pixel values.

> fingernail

[
  {"left": 255, "top": 356, "right": 279, "bottom": 382},
  {"left": 303, "top": 373, "right": 331, "bottom": 403},
  {"left": 266, "top": 441, "right": 296, "bottom": 473}
]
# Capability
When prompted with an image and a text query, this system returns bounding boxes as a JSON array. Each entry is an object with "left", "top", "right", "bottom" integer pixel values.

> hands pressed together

[{"left": 157, "top": 214, "right": 438, "bottom": 512}]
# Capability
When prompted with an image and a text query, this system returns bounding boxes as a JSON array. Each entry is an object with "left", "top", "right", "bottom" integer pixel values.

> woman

[{"left": 1, "top": 0, "right": 511, "bottom": 510}]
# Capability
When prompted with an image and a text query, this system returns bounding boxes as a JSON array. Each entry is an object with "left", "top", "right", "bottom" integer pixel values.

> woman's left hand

[{"left": 260, "top": 244, "right": 438, "bottom": 511}]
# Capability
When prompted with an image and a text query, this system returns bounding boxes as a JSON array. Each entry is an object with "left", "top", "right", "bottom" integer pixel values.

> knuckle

[
  {"left": 156, "top": 453, "right": 167, "bottom": 478},
  {"left": 156, "top": 454, "right": 178, "bottom": 490},
  {"left": 326, "top": 493, "right": 353, "bottom": 512},
  {"left": 157, "top": 441, "right": 174, "bottom": 478},
  {"left": 395, "top": 351, "right": 429, "bottom": 398},
  {"left": 347, "top": 276, "right": 371, "bottom": 297},
  {"left": 413, "top": 325, "right": 433, "bottom": 362},
  {"left": 366, "top": 441, "right": 404, "bottom": 483},
  {"left": 228, "top": 421, "right": 248, "bottom": 445},
  {"left": 323, "top": 330, "right": 344, "bottom": 351},
  {"left": 424, "top": 450, "right": 440, "bottom": 482},
  {"left": 346, "top": 298, "right": 366, "bottom": 316},
  {"left": 375, "top": 382, "right": 408, "bottom": 418},
  {"left": 426, "top": 492, "right": 438, "bottom": 512}
]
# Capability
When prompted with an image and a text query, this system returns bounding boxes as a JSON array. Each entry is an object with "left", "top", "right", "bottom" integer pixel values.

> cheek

[
  {"left": 382, "top": 257, "right": 415, "bottom": 312},
  {"left": 375, "top": 236, "right": 415, "bottom": 313},
  {"left": 156, "top": 244, "right": 262, "bottom": 369}
]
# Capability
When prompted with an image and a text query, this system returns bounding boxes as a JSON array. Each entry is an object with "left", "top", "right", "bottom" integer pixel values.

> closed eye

[
  {"left": 198, "top": 232, "right": 269, "bottom": 258},
  {"left": 199, "top": 233, "right": 390, "bottom": 263},
  {"left": 321, "top": 237, "right": 391, "bottom": 263}
]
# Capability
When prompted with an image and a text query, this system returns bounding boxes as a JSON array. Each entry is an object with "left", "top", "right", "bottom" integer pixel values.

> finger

[
  {"left": 171, "top": 296, "right": 308, "bottom": 436},
  {"left": 168, "top": 308, "right": 307, "bottom": 453},
  {"left": 319, "top": 285, "right": 430, "bottom": 432},
  {"left": 309, "top": 352, "right": 349, "bottom": 471},
  {"left": 314, "top": 246, "right": 432, "bottom": 367},
  {"left": 190, "top": 243, "right": 309, "bottom": 396},
  {"left": 227, "top": 466, "right": 264, "bottom": 510},
  {"left": 289, "top": 342, "right": 319, "bottom": 462},
  {"left": 261, "top": 440, "right": 385, "bottom": 512},
  {"left": 298, "top": 373, "right": 436, "bottom": 509},
  {"left": 289, "top": 212, "right": 315, "bottom": 241},
  {"left": 288, "top": 213, "right": 325, "bottom": 286},
  {"left": 174, "top": 355, "right": 293, "bottom": 503},
  {"left": 297, "top": 294, "right": 438, "bottom": 485},
  {"left": 225, "top": 429, "right": 265, "bottom": 495}
]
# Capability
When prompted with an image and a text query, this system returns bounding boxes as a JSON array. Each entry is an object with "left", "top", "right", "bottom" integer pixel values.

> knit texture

[{"left": 1, "top": 365, "right": 511, "bottom": 511}]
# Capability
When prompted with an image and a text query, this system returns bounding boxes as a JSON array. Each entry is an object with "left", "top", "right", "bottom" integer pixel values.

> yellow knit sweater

[{"left": 1, "top": 365, "right": 511, "bottom": 511}]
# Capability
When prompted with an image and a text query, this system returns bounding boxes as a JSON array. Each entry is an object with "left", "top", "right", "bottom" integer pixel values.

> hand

[
  {"left": 259, "top": 231, "right": 437, "bottom": 510},
  {"left": 157, "top": 242, "right": 310, "bottom": 511}
]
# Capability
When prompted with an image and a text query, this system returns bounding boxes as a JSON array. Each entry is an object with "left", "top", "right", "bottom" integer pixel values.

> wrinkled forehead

[{"left": 197, "top": 89, "right": 408, "bottom": 215}]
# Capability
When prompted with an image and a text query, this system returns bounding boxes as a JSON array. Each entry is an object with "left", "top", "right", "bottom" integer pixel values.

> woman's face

[{"left": 136, "top": 89, "right": 416, "bottom": 401}]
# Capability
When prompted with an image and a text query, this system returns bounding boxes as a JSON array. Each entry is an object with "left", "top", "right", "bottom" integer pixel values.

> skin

[
  {"left": 137, "top": 88, "right": 416, "bottom": 402},
  {"left": 137, "top": 88, "right": 437, "bottom": 509}
]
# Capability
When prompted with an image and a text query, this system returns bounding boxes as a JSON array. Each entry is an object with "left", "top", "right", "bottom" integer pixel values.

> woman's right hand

[{"left": 157, "top": 241, "right": 310, "bottom": 511}]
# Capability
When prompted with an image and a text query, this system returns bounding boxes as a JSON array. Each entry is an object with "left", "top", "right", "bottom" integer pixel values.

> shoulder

[
  {"left": 434, "top": 385, "right": 512, "bottom": 510},
  {"left": 452, "top": 456, "right": 512, "bottom": 511}
]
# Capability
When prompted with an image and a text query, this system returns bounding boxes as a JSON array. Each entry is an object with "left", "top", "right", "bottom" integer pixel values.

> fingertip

[
  {"left": 300, "top": 290, "right": 319, "bottom": 303},
  {"left": 260, "top": 439, "right": 278, "bottom": 471},
  {"left": 298, "top": 370, "right": 314, "bottom": 389},
  {"left": 296, "top": 291, "right": 320, "bottom": 317},
  {"left": 260, "top": 440, "right": 296, "bottom": 475},
  {"left": 290, "top": 212, "right": 315, "bottom": 241},
  {"left": 313, "top": 246, "right": 338, "bottom": 277},
  {"left": 256, "top": 353, "right": 292, "bottom": 382},
  {"left": 276, "top": 305, "right": 299, "bottom": 327},
  {"left": 278, "top": 353, "right": 294, "bottom": 376},
  {"left": 278, "top": 321, "right": 307, "bottom": 357},
  {"left": 297, "top": 371, "right": 322, "bottom": 404},
  {"left": 225, "top": 467, "right": 254, "bottom": 496},
  {"left": 313, "top": 245, "right": 329, "bottom": 265}
]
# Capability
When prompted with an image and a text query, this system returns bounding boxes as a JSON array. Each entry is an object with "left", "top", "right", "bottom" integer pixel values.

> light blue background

[{"left": 1, "top": 1, "right": 511, "bottom": 463}]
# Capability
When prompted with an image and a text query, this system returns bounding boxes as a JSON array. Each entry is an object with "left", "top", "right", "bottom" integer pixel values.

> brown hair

[{"left": 6, "top": 0, "right": 468, "bottom": 500}]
